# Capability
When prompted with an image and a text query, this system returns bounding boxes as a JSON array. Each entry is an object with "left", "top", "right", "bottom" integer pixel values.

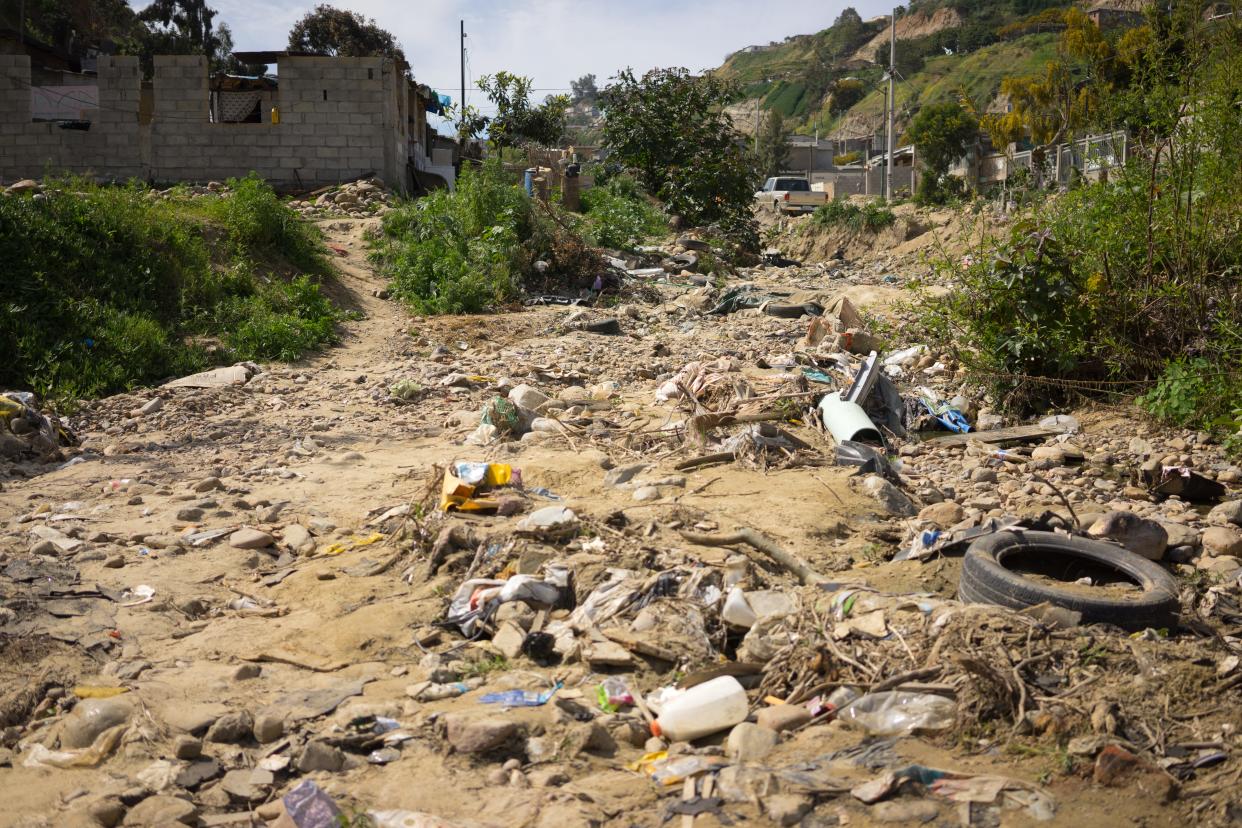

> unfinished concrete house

[{"left": 0, "top": 52, "right": 456, "bottom": 194}]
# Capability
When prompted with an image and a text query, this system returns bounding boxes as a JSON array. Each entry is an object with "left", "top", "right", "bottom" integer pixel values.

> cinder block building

[{"left": 0, "top": 52, "right": 456, "bottom": 193}]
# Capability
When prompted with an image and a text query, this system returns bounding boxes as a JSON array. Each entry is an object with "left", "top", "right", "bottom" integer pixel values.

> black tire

[{"left": 958, "top": 530, "right": 1180, "bottom": 631}]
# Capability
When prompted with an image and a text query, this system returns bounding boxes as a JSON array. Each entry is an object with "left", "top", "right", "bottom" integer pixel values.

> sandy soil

[{"left": 0, "top": 215, "right": 1238, "bottom": 827}]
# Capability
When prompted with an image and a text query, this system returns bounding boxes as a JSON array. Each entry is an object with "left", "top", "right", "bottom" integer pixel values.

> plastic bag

[
  {"left": 837, "top": 691, "right": 956, "bottom": 736},
  {"left": 281, "top": 780, "right": 342, "bottom": 828},
  {"left": 596, "top": 676, "right": 634, "bottom": 712}
]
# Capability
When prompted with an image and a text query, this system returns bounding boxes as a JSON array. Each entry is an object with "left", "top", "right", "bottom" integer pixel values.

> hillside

[{"left": 716, "top": 0, "right": 1077, "bottom": 138}]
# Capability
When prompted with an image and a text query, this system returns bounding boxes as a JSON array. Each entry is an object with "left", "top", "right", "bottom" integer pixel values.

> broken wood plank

[{"left": 923, "top": 423, "right": 1065, "bottom": 448}]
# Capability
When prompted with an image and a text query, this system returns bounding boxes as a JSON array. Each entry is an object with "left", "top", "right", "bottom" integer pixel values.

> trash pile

[
  {"left": 1, "top": 212, "right": 1240, "bottom": 827},
  {"left": 0, "top": 391, "right": 77, "bottom": 463}
]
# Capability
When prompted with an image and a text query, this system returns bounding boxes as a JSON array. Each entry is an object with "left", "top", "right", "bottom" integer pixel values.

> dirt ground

[{"left": 0, "top": 212, "right": 1240, "bottom": 828}]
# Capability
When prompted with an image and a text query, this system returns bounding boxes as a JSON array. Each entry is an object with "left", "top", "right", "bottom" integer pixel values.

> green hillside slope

[{"left": 716, "top": 0, "right": 1075, "bottom": 136}]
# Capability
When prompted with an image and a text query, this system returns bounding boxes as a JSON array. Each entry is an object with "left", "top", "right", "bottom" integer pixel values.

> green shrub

[
  {"left": 810, "top": 199, "right": 895, "bottom": 232},
  {"left": 372, "top": 161, "right": 533, "bottom": 314},
  {"left": 579, "top": 175, "right": 666, "bottom": 249},
  {"left": 201, "top": 173, "right": 327, "bottom": 274},
  {"left": 373, "top": 159, "right": 612, "bottom": 314},
  {"left": 0, "top": 177, "right": 340, "bottom": 402}
]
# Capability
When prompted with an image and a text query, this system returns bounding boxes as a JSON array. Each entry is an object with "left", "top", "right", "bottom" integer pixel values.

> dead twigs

[{"left": 678, "top": 528, "right": 825, "bottom": 586}]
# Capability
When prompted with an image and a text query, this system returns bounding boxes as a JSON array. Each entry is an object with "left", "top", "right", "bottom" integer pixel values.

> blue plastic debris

[{"left": 479, "top": 681, "right": 563, "bottom": 707}]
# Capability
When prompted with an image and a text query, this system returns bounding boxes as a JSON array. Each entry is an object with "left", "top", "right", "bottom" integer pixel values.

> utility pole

[
  {"left": 885, "top": 7, "right": 896, "bottom": 202},
  {"left": 459, "top": 20, "right": 466, "bottom": 131},
  {"left": 754, "top": 102, "right": 759, "bottom": 155}
]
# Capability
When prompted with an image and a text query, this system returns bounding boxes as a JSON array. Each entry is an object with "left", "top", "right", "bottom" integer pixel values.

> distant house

[{"left": 1086, "top": 0, "right": 1146, "bottom": 29}]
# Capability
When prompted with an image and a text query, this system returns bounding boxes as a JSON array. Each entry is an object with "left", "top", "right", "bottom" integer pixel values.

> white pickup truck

[{"left": 755, "top": 176, "right": 827, "bottom": 215}]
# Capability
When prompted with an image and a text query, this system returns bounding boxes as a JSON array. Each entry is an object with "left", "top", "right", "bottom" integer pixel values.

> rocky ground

[{"left": 1, "top": 211, "right": 1240, "bottom": 828}]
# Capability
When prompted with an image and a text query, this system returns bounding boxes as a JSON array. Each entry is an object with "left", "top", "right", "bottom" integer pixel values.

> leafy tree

[
  {"left": 138, "top": 0, "right": 219, "bottom": 58},
  {"left": 600, "top": 67, "right": 759, "bottom": 248},
  {"left": 570, "top": 74, "right": 599, "bottom": 105},
  {"left": 907, "top": 100, "right": 977, "bottom": 204},
  {"left": 288, "top": 4, "right": 404, "bottom": 62},
  {"left": 477, "top": 72, "right": 570, "bottom": 149},
  {"left": 981, "top": 8, "right": 1120, "bottom": 153},
  {"left": 907, "top": 101, "right": 977, "bottom": 177},
  {"left": 11, "top": 0, "right": 142, "bottom": 54},
  {"left": 121, "top": 0, "right": 242, "bottom": 77},
  {"left": 756, "top": 108, "right": 789, "bottom": 178},
  {"left": 828, "top": 78, "right": 866, "bottom": 115}
]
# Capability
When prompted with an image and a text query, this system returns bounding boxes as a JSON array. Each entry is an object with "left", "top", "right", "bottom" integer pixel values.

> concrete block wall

[
  {"left": 0, "top": 54, "right": 146, "bottom": 181},
  {"left": 1, "top": 53, "right": 410, "bottom": 191}
]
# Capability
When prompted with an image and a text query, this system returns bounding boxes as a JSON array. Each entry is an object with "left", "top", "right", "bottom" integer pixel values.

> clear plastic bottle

[{"left": 650, "top": 676, "right": 749, "bottom": 742}]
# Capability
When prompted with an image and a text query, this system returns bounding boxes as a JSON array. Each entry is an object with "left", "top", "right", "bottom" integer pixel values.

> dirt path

[{"left": 0, "top": 218, "right": 1235, "bottom": 827}]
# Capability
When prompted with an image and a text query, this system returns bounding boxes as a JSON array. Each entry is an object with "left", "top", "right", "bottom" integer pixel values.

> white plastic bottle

[{"left": 651, "top": 676, "right": 749, "bottom": 742}]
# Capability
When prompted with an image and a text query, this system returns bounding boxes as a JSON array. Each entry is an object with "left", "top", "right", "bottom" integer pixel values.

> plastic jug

[{"left": 651, "top": 676, "right": 749, "bottom": 742}]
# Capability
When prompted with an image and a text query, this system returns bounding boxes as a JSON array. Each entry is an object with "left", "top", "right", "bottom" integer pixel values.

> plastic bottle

[{"left": 650, "top": 676, "right": 749, "bottom": 742}]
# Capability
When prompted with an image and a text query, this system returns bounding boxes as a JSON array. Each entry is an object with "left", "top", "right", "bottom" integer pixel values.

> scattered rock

[
  {"left": 175, "top": 757, "right": 222, "bottom": 789},
  {"left": 220, "top": 768, "right": 268, "bottom": 801},
  {"left": 282, "top": 523, "right": 315, "bottom": 554},
  {"left": 917, "top": 500, "right": 964, "bottom": 528},
  {"left": 297, "top": 740, "right": 345, "bottom": 772},
  {"left": 139, "top": 398, "right": 164, "bottom": 415},
  {"left": 1202, "top": 526, "right": 1242, "bottom": 557},
  {"left": 726, "top": 722, "right": 779, "bottom": 762},
  {"left": 491, "top": 622, "right": 526, "bottom": 660},
  {"left": 229, "top": 528, "right": 273, "bottom": 549},
  {"left": 444, "top": 715, "right": 519, "bottom": 754},
  {"left": 508, "top": 384, "right": 548, "bottom": 411},
  {"left": 88, "top": 797, "right": 126, "bottom": 828},
  {"left": 121, "top": 795, "right": 198, "bottom": 826},
  {"left": 756, "top": 704, "right": 812, "bottom": 732},
  {"left": 872, "top": 800, "right": 939, "bottom": 823},
  {"left": 1207, "top": 500, "right": 1242, "bottom": 527},
  {"left": 171, "top": 735, "right": 201, "bottom": 760},
  {"left": 860, "top": 475, "right": 917, "bottom": 517},
  {"left": 204, "top": 710, "right": 253, "bottom": 744},
  {"left": 1087, "top": 511, "right": 1168, "bottom": 560},
  {"left": 764, "top": 793, "right": 812, "bottom": 826},
  {"left": 252, "top": 713, "right": 284, "bottom": 744},
  {"left": 232, "top": 663, "right": 261, "bottom": 680}
]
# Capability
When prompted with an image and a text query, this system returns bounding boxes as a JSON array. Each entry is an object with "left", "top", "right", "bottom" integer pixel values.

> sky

[{"left": 131, "top": 0, "right": 894, "bottom": 114}]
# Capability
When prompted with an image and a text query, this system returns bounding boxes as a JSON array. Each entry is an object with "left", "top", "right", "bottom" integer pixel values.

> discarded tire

[{"left": 958, "top": 530, "right": 1180, "bottom": 631}]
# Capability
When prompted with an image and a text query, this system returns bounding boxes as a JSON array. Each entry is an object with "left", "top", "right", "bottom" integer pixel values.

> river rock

[
  {"left": 1207, "top": 500, "right": 1242, "bottom": 527},
  {"left": 1202, "top": 526, "right": 1242, "bottom": 557},
  {"left": 727, "top": 722, "right": 778, "bottom": 762},
  {"left": 205, "top": 710, "right": 253, "bottom": 743},
  {"left": 1088, "top": 511, "right": 1168, "bottom": 560},
  {"left": 860, "top": 475, "right": 916, "bottom": 517},
  {"left": 121, "top": 795, "right": 197, "bottom": 826},
  {"left": 229, "top": 528, "right": 273, "bottom": 549},
  {"left": 918, "top": 501, "right": 964, "bottom": 527},
  {"left": 444, "top": 714, "right": 518, "bottom": 754}
]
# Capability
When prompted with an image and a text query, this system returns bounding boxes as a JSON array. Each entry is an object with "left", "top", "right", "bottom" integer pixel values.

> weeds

[
  {"left": 577, "top": 174, "right": 666, "bottom": 250},
  {"left": 462, "top": 655, "right": 509, "bottom": 678},
  {"left": 0, "top": 176, "right": 340, "bottom": 402},
  {"left": 372, "top": 159, "right": 601, "bottom": 314},
  {"left": 810, "top": 200, "right": 896, "bottom": 233}
]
